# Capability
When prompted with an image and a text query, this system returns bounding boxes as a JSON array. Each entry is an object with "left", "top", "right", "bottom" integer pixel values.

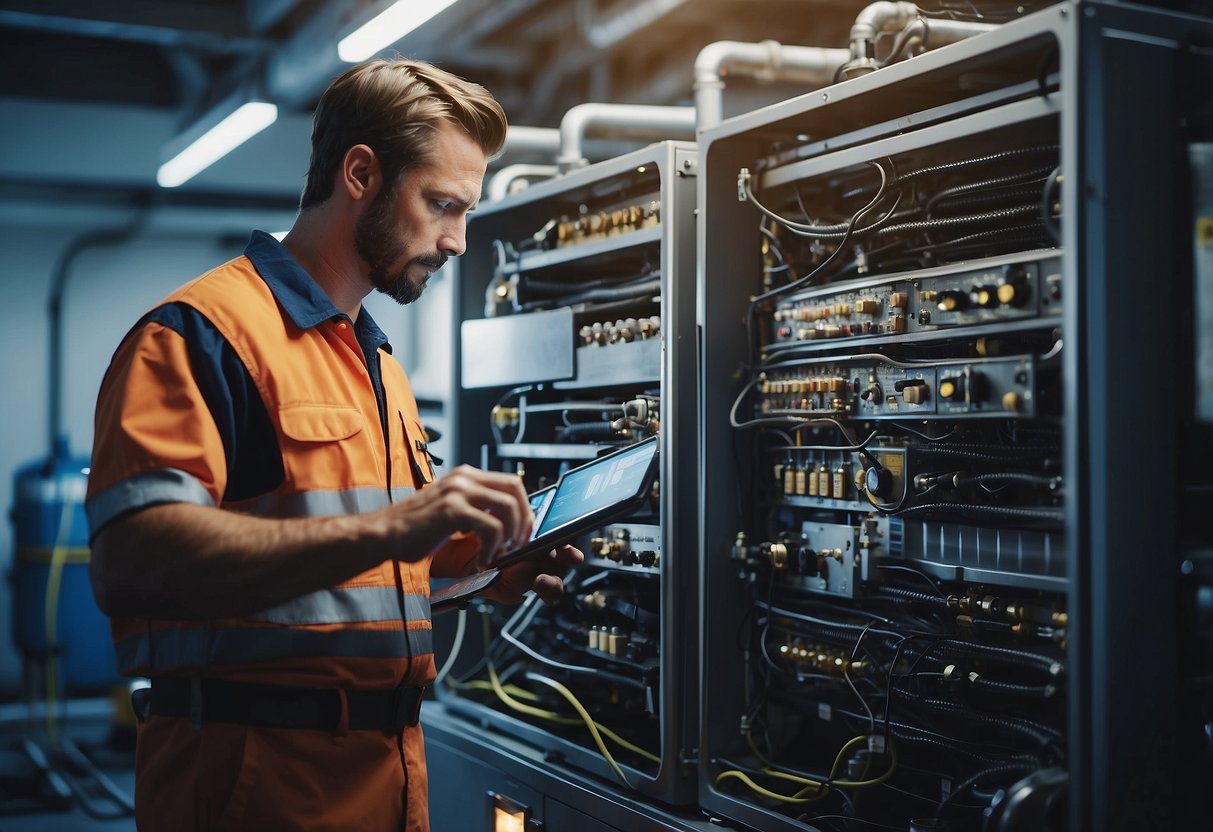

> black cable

[
  {"left": 911, "top": 441, "right": 1057, "bottom": 459},
  {"left": 895, "top": 692, "right": 1061, "bottom": 747},
  {"left": 874, "top": 585, "right": 949, "bottom": 607},
  {"left": 899, "top": 639, "right": 1062, "bottom": 678},
  {"left": 895, "top": 503, "right": 1064, "bottom": 523},
  {"left": 769, "top": 191, "right": 906, "bottom": 241},
  {"left": 756, "top": 599, "right": 924, "bottom": 643},
  {"left": 873, "top": 565, "right": 945, "bottom": 597},
  {"left": 915, "top": 222, "right": 1048, "bottom": 255},
  {"left": 749, "top": 161, "right": 891, "bottom": 304},
  {"left": 928, "top": 184, "right": 1051, "bottom": 217},
  {"left": 760, "top": 223, "right": 790, "bottom": 262},
  {"left": 520, "top": 277, "right": 661, "bottom": 309},
  {"left": 881, "top": 633, "right": 943, "bottom": 755},
  {"left": 896, "top": 146, "right": 1059, "bottom": 184},
  {"left": 954, "top": 472, "right": 1059, "bottom": 489},
  {"left": 518, "top": 271, "right": 654, "bottom": 296},
  {"left": 876, "top": 203, "right": 1041, "bottom": 237},
  {"left": 1041, "top": 165, "right": 1062, "bottom": 244},
  {"left": 935, "top": 762, "right": 1038, "bottom": 819},
  {"left": 965, "top": 676, "right": 1061, "bottom": 700},
  {"left": 925, "top": 167, "right": 1054, "bottom": 215},
  {"left": 828, "top": 704, "right": 1045, "bottom": 771},
  {"left": 870, "top": 720, "right": 1042, "bottom": 769}
]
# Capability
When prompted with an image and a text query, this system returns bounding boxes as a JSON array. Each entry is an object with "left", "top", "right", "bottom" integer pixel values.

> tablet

[{"left": 429, "top": 436, "right": 659, "bottom": 613}]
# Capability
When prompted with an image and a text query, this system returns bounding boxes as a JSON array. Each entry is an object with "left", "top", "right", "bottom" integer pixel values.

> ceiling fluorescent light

[
  {"left": 157, "top": 99, "right": 278, "bottom": 189},
  {"left": 338, "top": 0, "right": 458, "bottom": 63}
]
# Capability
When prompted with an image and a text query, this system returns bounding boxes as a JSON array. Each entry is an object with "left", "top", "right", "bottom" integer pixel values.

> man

[{"left": 86, "top": 59, "right": 581, "bottom": 831}]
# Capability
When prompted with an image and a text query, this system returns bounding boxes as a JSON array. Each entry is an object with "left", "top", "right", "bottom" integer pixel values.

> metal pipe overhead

[
  {"left": 503, "top": 126, "right": 562, "bottom": 156},
  {"left": 487, "top": 164, "right": 559, "bottom": 201},
  {"left": 694, "top": 40, "right": 850, "bottom": 131},
  {"left": 842, "top": 0, "right": 998, "bottom": 78},
  {"left": 557, "top": 103, "right": 695, "bottom": 172}
]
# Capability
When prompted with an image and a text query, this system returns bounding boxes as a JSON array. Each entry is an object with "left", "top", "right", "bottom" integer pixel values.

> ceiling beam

[{"left": 0, "top": 1, "right": 265, "bottom": 53}]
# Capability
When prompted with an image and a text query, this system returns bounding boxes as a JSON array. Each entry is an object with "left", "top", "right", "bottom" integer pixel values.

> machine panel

[{"left": 438, "top": 142, "right": 699, "bottom": 805}]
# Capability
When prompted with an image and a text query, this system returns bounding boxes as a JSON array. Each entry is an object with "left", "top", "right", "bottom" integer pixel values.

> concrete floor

[{"left": 0, "top": 698, "right": 136, "bottom": 831}]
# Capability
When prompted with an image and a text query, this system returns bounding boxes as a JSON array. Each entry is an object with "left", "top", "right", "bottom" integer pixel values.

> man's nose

[{"left": 439, "top": 220, "right": 466, "bottom": 257}]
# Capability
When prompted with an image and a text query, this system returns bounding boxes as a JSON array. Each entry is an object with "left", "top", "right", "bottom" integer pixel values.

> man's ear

[{"left": 341, "top": 144, "right": 380, "bottom": 202}]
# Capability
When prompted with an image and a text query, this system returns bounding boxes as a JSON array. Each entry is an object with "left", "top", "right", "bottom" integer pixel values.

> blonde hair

[{"left": 300, "top": 58, "right": 507, "bottom": 209}]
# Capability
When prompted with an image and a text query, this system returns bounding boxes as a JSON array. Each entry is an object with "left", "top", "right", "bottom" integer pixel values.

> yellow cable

[
  {"left": 482, "top": 617, "right": 579, "bottom": 725},
  {"left": 714, "top": 770, "right": 827, "bottom": 804},
  {"left": 479, "top": 614, "right": 660, "bottom": 777},
  {"left": 719, "top": 734, "right": 897, "bottom": 803},
  {"left": 43, "top": 495, "right": 75, "bottom": 746},
  {"left": 593, "top": 722, "right": 661, "bottom": 765},
  {"left": 486, "top": 662, "right": 583, "bottom": 725},
  {"left": 449, "top": 678, "right": 541, "bottom": 701},
  {"left": 828, "top": 736, "right": 870, "bottom": 780},
  {"left": 830, "top": 739, "right": 897, "bottom": 789},
  {"left": 524, "top": 673, "right": 630, "bottom": 786},
  {"left": 760, "top": 766, "right": 828, "bottom": 792},
  {"left": 474, "top": 678, "right": 659, "bottom": 764}
]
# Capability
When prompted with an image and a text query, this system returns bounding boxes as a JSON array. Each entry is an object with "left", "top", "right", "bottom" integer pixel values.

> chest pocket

[
  {"left": 399, "top": 412, "right": 436, "bottom": 488},
  {"left": 277, "top": 404, "right": 368, "bottom": 489},
  {"left": 279, "top": 404, "right": 363, "bottom": 440}
]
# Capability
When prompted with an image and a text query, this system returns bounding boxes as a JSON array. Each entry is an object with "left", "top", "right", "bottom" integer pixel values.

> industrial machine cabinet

[
  {"left": 698, "top": 3, "right": 1212, "bottom": 831},
  {"left": 434, "top": 141, "right": 700, "bottom": 806}
]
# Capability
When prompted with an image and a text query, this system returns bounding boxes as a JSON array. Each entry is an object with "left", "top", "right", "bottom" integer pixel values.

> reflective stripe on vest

[
  {"left": 249, "top": 587, "right": 431, "bottom": 626},
  {"left": 111, "top": 472, "right": 433, "bottom": 676},
  {"left": 230, "top": 485, "right": 417, "bottom": 518}
]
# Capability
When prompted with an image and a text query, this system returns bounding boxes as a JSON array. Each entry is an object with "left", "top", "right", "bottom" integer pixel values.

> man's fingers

[
  {"left": 448, "top": 468, "right": 532, "bottom": 548},
  {"left": 531, "top": 573, "right": 564, "bottom": 606},
  {"left": 551, "top": 544, "right": 584, "bottom": 567}
]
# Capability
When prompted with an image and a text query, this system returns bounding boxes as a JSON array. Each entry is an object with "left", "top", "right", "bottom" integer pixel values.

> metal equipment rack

[
  {"left": 435, "top": 141, "right": 700, "bottom": 806},
  {"left": 697, "top": 3, "right": 1212, "bottom": 830}
]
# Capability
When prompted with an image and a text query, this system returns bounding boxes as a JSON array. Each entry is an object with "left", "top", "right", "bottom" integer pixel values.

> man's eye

[{"left": 432, "top": 200, "right": 453, "bottom": 213}]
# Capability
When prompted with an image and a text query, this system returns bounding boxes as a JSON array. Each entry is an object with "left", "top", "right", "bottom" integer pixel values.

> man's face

[{"left": 356, "top": 119, "right": 488, "bottom": 305}]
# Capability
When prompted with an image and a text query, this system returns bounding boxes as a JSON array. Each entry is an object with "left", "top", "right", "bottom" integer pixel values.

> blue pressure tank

[{"left": 11, "top": 436, "right": 119, "bottom": 691}]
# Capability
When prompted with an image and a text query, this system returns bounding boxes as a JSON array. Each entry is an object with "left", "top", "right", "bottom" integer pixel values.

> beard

[{"left": 355, "top": 186, "right": 446, "bottom": 305}]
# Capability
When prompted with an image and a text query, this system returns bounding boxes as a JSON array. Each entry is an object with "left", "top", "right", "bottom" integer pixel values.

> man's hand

[
  {"left": 380, "top": 464, "right": 533, "bottom": 567},
  {"left": 481, "top": 544, "right": 584, "bottom": 606}
]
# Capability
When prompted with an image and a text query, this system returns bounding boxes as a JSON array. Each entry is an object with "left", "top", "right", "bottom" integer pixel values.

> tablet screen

[
  {"left": 527, "top": 486, "right": 556, "bottom": 538},
  {"left": 535, "top": 438, "right": 658, "bottom": 538}
]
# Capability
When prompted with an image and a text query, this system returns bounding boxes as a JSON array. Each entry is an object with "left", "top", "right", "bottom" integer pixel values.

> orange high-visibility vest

[{"left": 88, "top": 234, "right": 440, "bottom": 831}]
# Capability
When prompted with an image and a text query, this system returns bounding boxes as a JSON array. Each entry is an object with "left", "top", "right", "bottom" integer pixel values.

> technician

[{"left": 86, "top": 59, "right": 581, "bottom": 831}]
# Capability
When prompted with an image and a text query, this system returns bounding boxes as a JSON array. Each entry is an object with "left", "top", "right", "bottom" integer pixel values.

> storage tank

[{"left": 11, "top": 435, "right": 119, "bottom": 692}]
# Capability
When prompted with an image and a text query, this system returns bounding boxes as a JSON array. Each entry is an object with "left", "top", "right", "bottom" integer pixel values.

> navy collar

[{"left": 244, "top": 230, "right": 392, "bottom": 355}]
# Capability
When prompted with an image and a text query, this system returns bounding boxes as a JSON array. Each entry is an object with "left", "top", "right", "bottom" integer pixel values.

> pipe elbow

[
  {"left": 693, "top": 40, "right": 752, "bottom": 87},
  {"left": 557, "top": 103, "right": 604, "bottom": 171},
  {"left": 487, "top": 164, "right": 559, "bottom": 201},
  {"left": 558, "top": 104, "right": 695, "bottom": 173},
  {"left": 852, "top": 0, "right": 919, "bottom": 38},
  {"left": 849, "top": 1, "right": 919, "bottom": 54}
]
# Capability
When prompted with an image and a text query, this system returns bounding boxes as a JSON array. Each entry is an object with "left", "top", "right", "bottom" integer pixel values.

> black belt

[{"left": 137, "top": 677, "right": 425, "bottom": 734}]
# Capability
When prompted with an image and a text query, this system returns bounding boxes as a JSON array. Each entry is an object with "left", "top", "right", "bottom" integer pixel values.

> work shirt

[{"left": 86, "top": 230, "right": 439, "bottom": 832}]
